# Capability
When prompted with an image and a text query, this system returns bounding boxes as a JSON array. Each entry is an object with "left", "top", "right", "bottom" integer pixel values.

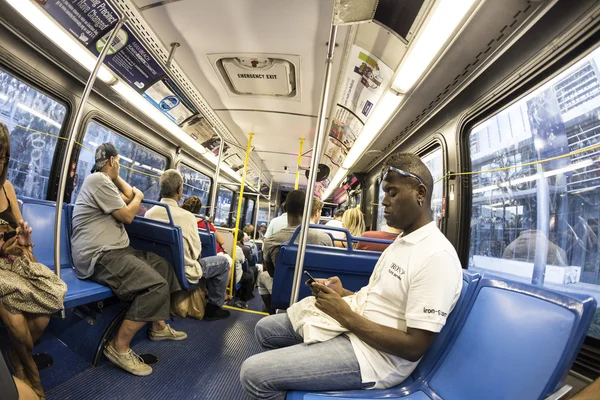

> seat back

[
  {"left": 195, "top": 214, "right": 217, "bottom": 258},
  {"left": 428, "top": 277, "right": 597, "bottom": 400},
  {"left": 410, "top": 270, "right": 480, "bottom": 382},
  {"left": 19, "top": 197, "right": 71, "bottom": 271},
  {"left": 271, "top": 225, "right": 381, "bottom": 310},
  {"left": 125, "top": 200, "right": 190, "bottom": 290}
]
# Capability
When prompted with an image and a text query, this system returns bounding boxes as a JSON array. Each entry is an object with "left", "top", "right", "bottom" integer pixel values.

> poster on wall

[
  {"left": 91, "top": 25, "right": 166, "bottom": 92},
  {"left": 143, "top": 78, "right": 197, "bottom": 124},
  {"left": 40, "top": 0, "right": 119, "bottom": 47},
  {"left": 338, "top": 45, "right": 394, "bottom": 124}
]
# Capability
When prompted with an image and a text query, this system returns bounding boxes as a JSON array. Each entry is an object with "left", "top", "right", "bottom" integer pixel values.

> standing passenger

[
  {"left": 145, "top": 170, "right": 231, "bottom": 320},
  {"left": 240, "top": 153, "right": 462, "bottom": 399},
  {"left": 71, "top": 144, "right": 187, "bottom": 377}
]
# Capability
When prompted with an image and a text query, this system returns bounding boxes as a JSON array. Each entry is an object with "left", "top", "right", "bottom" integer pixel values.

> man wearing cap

[
  {"left": 71, "top": 143, "right": 187, "bottom": 377},
  {"left": 258, "top": 223, "right": 267, "bottom": 239}
]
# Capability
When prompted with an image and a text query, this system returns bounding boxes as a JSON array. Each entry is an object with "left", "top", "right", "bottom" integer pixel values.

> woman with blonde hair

[
  {"left": 335, "top": 207, "right": 365, "bottom": 248},
  {"left": 0, "top": 123, "right": 67, "bottom": 399}
]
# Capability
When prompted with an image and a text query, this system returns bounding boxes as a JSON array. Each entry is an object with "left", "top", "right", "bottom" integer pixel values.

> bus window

[
  {"left": 421, "top": 148, "right": 444, "bottom": 227},
  {"left": 214, "top": 187, "right": 233, "bottom": 227},
  {"left": 0, "top": 68, "right": 67, "bottom": 199},
  {"left": 376, "top": 181, "right": 386, "bottom": 230},
  {"left": 245, "top": 198, "right": 255, "bottom": 226},
  {"left": 73, "top": 121, "right": 167, "bottom": 203},
  {"left": 178, "top": 163, "right": 211, "bottom": 210},
  {"left": 467, "top": 44, "right": 600, "bottom": 339}
]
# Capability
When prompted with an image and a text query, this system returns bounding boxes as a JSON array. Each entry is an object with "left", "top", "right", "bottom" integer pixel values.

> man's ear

[{"left": 416, "top": 184, "right": 427, "bottom": 204}]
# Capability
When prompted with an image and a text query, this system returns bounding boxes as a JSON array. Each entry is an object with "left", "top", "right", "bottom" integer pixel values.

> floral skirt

[{"left": 0, "top": 255, "right": 67, "bottom": 315}]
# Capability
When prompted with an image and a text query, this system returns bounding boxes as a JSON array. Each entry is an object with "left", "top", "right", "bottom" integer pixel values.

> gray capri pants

[{"left": 92, "top": 246, "right": 181, "bottom": 322}]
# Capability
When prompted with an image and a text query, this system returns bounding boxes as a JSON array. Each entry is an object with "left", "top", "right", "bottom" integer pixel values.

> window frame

[
  {"left": 417, "top": 140, "right": 447, "bottom": 233},
  {"left": 214, "top": 185, "right": 235, "bottom": 227},
  {"left": 177, "top": 161, "right": 213, "bottom": 212},
  {"left": 0, "top": 61, "right": 73, "bottom": 200},
  {"left": 72, "top": 115, "right": 171, "bottom": 201}
]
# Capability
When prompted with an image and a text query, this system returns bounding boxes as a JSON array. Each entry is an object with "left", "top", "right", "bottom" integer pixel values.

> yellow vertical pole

[
  {"left": 229, "top": 133, "right": 254, "bottom": 295},
  {"left": 294, "top": 138, "right": 305, "bottom": 189}
]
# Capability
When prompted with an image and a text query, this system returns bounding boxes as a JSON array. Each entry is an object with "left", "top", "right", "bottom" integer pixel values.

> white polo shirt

[{"left": 346, "top": 221, "right": 462, "bottom": 389}]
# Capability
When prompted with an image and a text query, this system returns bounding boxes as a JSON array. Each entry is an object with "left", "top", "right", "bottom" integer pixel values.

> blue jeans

[
  {"left": 199, "top": 255, "right": 229, "bottom": 307},
  {"left": 240, "top": 314, "right": 370, "bottom": 400}
]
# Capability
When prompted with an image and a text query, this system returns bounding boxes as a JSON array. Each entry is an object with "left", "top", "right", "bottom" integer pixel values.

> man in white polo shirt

[{"left": 240, "top": 153, "right": 462, "bottom": 399}]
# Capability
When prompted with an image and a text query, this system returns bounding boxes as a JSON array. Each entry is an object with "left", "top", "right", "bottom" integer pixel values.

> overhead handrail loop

[
  {"left": 289, "top": 25, "right": 338, "bottom": 306},
  {"left": 53, "top": 18, "right": 125, "bottom": 289},
  {"left": 228, "top": 133, "right": 255, "bottom": 294}
]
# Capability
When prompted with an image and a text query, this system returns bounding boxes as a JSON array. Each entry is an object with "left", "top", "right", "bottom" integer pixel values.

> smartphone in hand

[
  {"left": 304, "top": 270, "right": 317, "bottom": 286},
  {"left": 2, "top": 230, "right": 17, "bottom": 241}
]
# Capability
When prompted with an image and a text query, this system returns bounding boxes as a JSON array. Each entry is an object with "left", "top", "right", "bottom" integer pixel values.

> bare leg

[
  {"left": 26, "top": 314, "right": 51, "bottom": 343},
  {"left": 111, "top": 319, "right": 147, "bottom": 353},
  {"left": 151, "top": 320, "right": 167, "bottom": 331},
  {"left": 13, "top": 376, "right": 39, "bottom": 400},
  {"left": 0, "top": 305, "right": 43, "bottom": 398}
]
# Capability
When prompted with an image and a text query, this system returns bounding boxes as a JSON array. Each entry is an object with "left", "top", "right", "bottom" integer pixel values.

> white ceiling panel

[{"left": 134, "top": 0, "right": 348, "bottom": 184}]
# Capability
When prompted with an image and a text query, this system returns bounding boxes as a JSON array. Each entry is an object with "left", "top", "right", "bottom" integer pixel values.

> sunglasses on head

[{"left": 380, "top": 166, "right": 424, "bottom": 186}]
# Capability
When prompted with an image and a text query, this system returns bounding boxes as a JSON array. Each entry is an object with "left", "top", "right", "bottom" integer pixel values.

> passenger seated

[
  {"left": 333, "top": 208, "right": 365, "bottom": 248},
  {"left": 258, "top": 191, "right": 333, "bottom": 313},
  {"left": 324, "top": 208, "right": 345, "bottom": 241},
  {"left": 0, "top": 123, "right": 67, "bottom": 399},
  {"left": 258, "top": 223, "right": 267, "bottom": 239},
  {"left": 265, "top": 202, "right": 287, "bottom": 238},
  {"left": 71, "top": 144, "right": 187, "bottom": 377},
  {"left": 231, "top": 230, "right": 257, "bottom": 309},
  {"left": 240, "top": 153, "right": 462, "bottom": 399},
  {"left": 145, "top": 170, "right": 231, "bottom": 320},
  {"left": 356, "top": 225, "right": 402, "bottom": 252}
]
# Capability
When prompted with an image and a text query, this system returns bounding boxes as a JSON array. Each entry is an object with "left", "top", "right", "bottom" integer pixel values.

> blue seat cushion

[{"left": 62, "top": 268, "right": 113, "bottom": 309}]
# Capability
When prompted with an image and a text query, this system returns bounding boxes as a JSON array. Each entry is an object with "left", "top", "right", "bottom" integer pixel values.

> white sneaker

[
  {"left": 104, "top": 343, "right": 152, "bottom": 376},
  {"left": 148, "top": 324, "right": 188, "bottom": 341}
]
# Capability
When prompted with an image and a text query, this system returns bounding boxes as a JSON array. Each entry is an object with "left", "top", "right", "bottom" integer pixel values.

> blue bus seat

[
  {"left": 18, "top": 198, "right": 113, "bottom": 309},
  {"left": 195, "top": 214, "right": 217, "bottom": 258},
  {"left": 19, "top": 197, "right": 71, "bottom": 271},
  {"left": 271, "top": 225, "right": 382, "bottom": 310},
  {"left": 287, "top": 275, "right": 596, "bottom": 400},
  {"left": 126, "top": 200, "right": 192, "bottom": 290}
]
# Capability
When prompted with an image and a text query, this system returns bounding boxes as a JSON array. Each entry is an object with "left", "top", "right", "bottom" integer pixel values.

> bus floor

[{"left": 1, "top": 299, "right": 265, "bottom": 399}]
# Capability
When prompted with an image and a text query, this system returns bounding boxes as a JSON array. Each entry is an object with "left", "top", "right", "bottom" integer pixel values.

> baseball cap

[
  {"left": 260, "top": 222, "right": 267, "bottom": 227},
  {"left": 91, "top": 143, "right": 119, "bottom": 173}
]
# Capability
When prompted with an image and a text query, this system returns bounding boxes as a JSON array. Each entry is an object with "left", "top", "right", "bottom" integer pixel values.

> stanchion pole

[{"left": 294, "top": 138, "right": 305, "bottom": 189}]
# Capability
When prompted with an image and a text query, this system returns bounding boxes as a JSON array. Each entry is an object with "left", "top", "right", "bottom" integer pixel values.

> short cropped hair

[
  {"left": 334, "top": 208, "right": 345, "bottom": 218},
  {"left": 383, "top": 153, "right": 434, "bottom": 204},
  {"left": 160, "top": 169, "right": 183, "bottom": 199},
  {"left": 286, "top": 190, "right": 305, "bottom": 218}
]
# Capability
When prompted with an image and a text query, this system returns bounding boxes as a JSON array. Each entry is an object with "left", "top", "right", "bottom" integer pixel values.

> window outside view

[
  {"left": 73, "top": 121, "right": 167, "bottom": 208},
  {"left": 468, "top": 45, "right": 600, "bottom": 338},
  {"left": 214, "top": 187, "right": 233, "bottom": 227},
  {"left": 0, "top": 68, "right": 67, "bottom": 199},
  {"left": 178, "top": 163, "right": 211, "bottom": 211}
]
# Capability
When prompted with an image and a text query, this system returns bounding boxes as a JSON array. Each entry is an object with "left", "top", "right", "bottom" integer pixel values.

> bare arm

[
  {"left": 111, "top": 187, "right": 143, "bottom": 224},
  {"left": 4, "top": 181, "right": 23, "bottom": 222},
  {"left": 314, "top": 284, "right": 436, "bottom": 362},
  {"left": 114, "top": 176, "right": 135, "bottom": 204},
  {"left": 215, "top": 230, "right": 227, "bottom": 253}
]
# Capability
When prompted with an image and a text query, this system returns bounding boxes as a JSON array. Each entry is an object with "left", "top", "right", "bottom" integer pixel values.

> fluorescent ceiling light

[
  {"left": 16, "top": 103, "right": 62, "bottom": 128},
  {"left": 323, "top": 167, "right": 348, "bottom": 200},
  {"left": 8, "top": 0, "right": 244, "bottom": 183},
  {"left": 6, "top": 0, "right": 115, "bottom": 83},
  {"left": 392, "top": 0, "right": 477, "bottom": 93},
  {"left": 342, "top": 92, "right": 403, "bottom": 170}
]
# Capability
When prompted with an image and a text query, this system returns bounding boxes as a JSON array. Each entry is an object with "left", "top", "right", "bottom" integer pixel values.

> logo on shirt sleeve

[{"left": 423, "top": 307, "right": 448, "bottom": 317}]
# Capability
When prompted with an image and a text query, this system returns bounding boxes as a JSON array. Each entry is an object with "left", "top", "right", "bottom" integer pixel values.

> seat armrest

[{"left": 544, "top": 385, "right": 572, "bottom": 400}]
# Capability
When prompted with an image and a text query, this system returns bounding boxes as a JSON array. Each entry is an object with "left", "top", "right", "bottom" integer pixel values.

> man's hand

[
  {"left": 16, "top": 220, "right": 33, "bottom": 247},
  {"left": 307, "top": 276, "right": 345, "bottom": 297},
  {"left": 132, "top": 187, "right": 144, "bottom": 201},
  {"left": 313, "top": 283, "right": 354, "bottom": 328}
]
